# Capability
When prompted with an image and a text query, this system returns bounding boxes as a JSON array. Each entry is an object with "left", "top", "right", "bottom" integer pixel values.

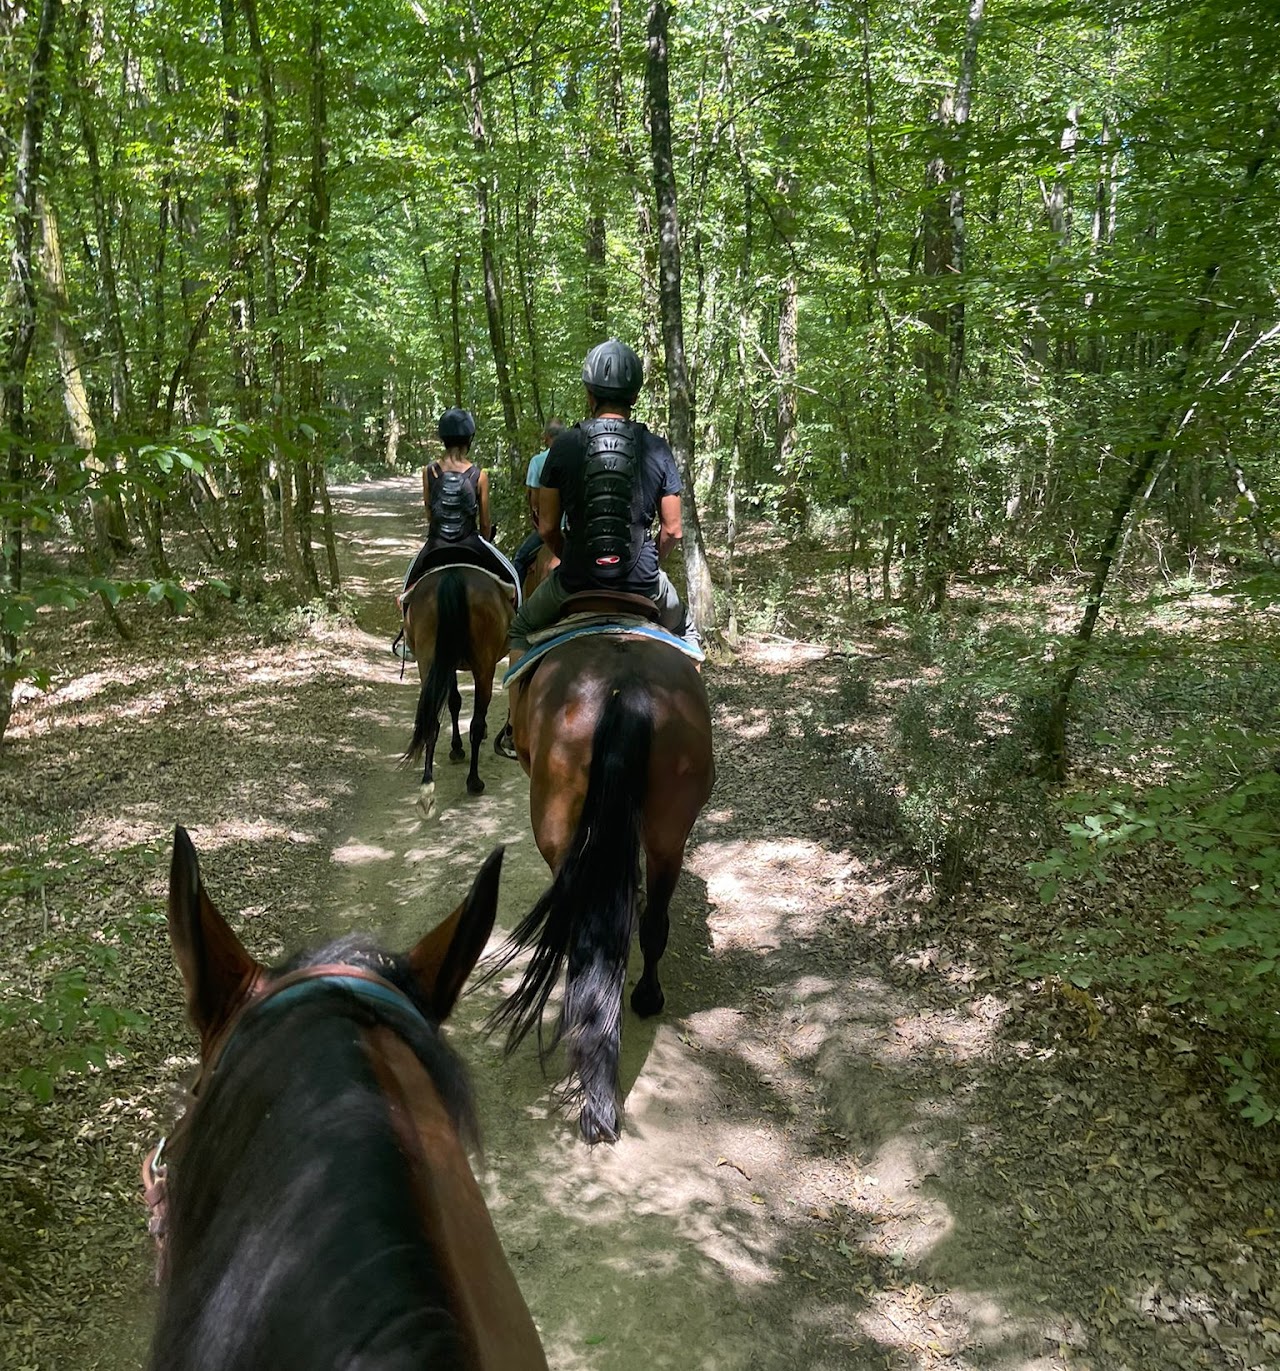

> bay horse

[
  {"left": 145, "top": 827, "right": 546, "bottom": 1371},
  {"left": 402, "top": 566, "right": 514, "bottom": 819},
  {"left": 487, "top": 630, "right": 714, "bottom": 1143}
]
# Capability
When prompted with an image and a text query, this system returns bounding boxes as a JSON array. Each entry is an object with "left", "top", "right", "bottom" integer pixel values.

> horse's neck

[
  {"left": 368, "top": 1029, "right": 549, "bottom": 1371},
  {"left": 152, "top": 1013, "right": 467, "bottom": 1371}
]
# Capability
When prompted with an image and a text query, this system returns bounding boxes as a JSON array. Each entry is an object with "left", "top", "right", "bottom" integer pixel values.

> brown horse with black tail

[
  {"left": 402, "top": 566, "right": 514, "bottom": 819},
  {"left": 145, "top": 827, "right": 546, "bottom": 1371},
  {"left": 486, "top": 631, "right": 714, "bottom": 1143}
]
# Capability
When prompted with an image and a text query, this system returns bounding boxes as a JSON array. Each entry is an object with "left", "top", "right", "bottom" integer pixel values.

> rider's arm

[
  {"left": 538, "top": 488, "right": 565, "bottom": 559},
  {"left": 657, "top": 494, "right": 683, "bottom": 562},
  {"left": 422, "top": 465, "right": 432, "bottom": 515},
  {"left": 477, "top": 470, "right": 493, "bottom": 541}
]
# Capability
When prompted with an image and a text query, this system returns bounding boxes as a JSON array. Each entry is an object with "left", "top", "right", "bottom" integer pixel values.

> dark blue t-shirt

[{"left": 540, "top": 421, "right": 682, "bottom": 593}]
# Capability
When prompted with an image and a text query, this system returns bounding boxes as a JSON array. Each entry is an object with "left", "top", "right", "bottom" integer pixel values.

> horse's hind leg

[
  {"left": 631, "top": 859, "right": 680, "bottom": 1019},
  {"left": 466, "top": 670, "right": 492, "bottom": 796},
  {"left": 448, "top": 674, "right": 465, "bottom": 761},
  {"left": 417, "top": 710, "right": 442, "bottom": 821}
]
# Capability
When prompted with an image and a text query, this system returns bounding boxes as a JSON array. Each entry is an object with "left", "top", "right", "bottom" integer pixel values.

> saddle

[{"left": 555, "top": 590, "right": 661, "bottom": 625}]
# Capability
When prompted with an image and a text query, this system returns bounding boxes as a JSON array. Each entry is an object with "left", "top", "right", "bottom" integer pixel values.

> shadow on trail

[{"left": 318, "top": 482, "right": 1075, "bottom": 1369}]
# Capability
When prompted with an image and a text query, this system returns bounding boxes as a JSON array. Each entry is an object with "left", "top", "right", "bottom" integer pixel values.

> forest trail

[{"left": 314, "top": 481, "right": 1073, "bottom": 1371}]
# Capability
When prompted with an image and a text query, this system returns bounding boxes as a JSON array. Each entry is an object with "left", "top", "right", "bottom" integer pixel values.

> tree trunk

[
  {"left": 465, "top": 17, "right": 519, "bottom": 469},
  {"left": 1226, "top": 457, "right": 1280, "bottom": 569},
  {"left": 450, "top": 250, "right": 463, "bottom": 407},
  {"left": 611, "top": 0, "right": 664, "bottom": 422},
  {"left": 1, "top": 0, "right": 61, "bottom": 743},
  {"left": 219, "top": 0, "right": 265, "bottom": 576},
  {"left": 918, "top": 0, "right": 984, "bottom": 610},
  {"left": 38, "top": 192, "right": 125, "bottom": 569},
  {"left": 645, "top": 0, "right": 716, "bottom": 641},
  {"left": 66, "top": 2, "right": 130, "bottom": 426},
  {"left": 1043, "top": 118, "right": 1280, "bottom": 778},
  {"left": 303, "top": 6, "right": 338, "bottom": 593},
  {"left": 242, "top": 0, "right": 301, "bottom": 585}
]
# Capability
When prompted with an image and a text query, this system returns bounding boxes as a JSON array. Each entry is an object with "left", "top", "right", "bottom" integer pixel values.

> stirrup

[
  {"left": 391, "top": 626, "right": 411, "bottom": 662},
  {"left": 494, "top": 723, "right": 519, "bottom": 759}
]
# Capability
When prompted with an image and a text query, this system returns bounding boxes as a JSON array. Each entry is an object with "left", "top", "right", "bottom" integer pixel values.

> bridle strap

[{"left": 144, "top": 963, "right": 429, "bottom": 1275}]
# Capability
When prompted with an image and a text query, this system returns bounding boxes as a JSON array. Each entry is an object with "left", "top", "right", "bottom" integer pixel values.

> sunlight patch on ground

[
  {"left": 690, "top": 837, "right": 856, "bottom": 949},
  {"left": 331, "top": 838, "right": 398, "bottom": 865}
]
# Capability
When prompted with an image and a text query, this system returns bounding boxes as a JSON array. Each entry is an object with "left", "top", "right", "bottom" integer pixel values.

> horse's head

[
  {"left": 147, "top": 830, "right": 547, "bottom": 1371},
  {"left": 165, "top": 824, "right": 503, "bottom": 1059}
]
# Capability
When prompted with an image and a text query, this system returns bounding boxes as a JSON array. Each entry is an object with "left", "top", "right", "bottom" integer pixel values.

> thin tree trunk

[
  {"left": 66, "top": 2, "right": 130, "bottom": 426},
  {"left": 1, "top": 0, "right": 61, "bottom": 742},
  {"left": 611, "top": 0, "right": 663, "bottom": 421},
  {"left": 38, "top": 192, "right": 124, "bottom": 576},
  {"left": 505, "top": 70, "right": 544, "bottom": 427},
  {"left": 465, "top": 16, "right": 519, "bottom": 468},
  {"left": 1227, "top": 456, "right": 1280, "bottom": 569},
  {"left": 645, "top": 0, "right": 716, "bottom": 641},
  {"left": 303, "top": 6, "right": 338, "bottom": 592},
  {"left": 450, "top": 250, "right": 463, "bottom": 406},
  {"left": 918, "top": 0, "right": 984, "bottom": 610},
  {"left": 242, "top": 0, "right": 301, "bottom": 585}
]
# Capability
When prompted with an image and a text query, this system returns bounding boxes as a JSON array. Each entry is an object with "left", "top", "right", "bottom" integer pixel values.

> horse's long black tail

[
  {"left": 403, "top": 570, "right": 470, "bottom": 764},
  {"left": 487, "top": 676, "right": 652, "bottom": 1143}
]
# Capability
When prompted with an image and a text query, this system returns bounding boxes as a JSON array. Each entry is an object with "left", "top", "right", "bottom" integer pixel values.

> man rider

[
  {"left": 505, "top": 339, "right": 697, "bottom": 657},
  {"left": 511, "top": 418, "right": 565, "bottom": 588}
]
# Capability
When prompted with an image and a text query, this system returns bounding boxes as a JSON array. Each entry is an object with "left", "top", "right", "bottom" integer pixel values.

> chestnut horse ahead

[
  {"left": 402, "top": 567, "right": 513, "bottom": 820},
  {"left": 488, "top": 632, "right": 714, "bottom": 1144},
  {"left": 144, "top": 828, "right": 546, "bottom": 1371}
]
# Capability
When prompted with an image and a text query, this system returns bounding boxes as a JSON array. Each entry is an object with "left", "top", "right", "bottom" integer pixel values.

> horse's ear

[
  {"left": 167, "top": 826, "right": 262, "bottom": 1052},
  {"left": 405, "top": 846, "right": 504, "bottom": 1021}
]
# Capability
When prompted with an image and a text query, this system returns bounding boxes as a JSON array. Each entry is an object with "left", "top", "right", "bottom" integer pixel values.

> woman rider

[{"left": 401, "top": 407, "right": 521, "bottom": 600}]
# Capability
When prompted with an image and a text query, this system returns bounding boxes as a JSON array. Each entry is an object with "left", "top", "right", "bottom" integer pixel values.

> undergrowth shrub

[
  {"left": 890, "top": 621, "right": 1050, "bottom": 895},
  {"left": 0, "top": 833, "right": 155, "bottom": 1106},
  {"left": 1025, "top": 728, "right": 1280, "bottom": 1126}
]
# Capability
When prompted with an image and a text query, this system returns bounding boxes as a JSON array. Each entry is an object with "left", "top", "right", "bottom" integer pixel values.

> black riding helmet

[
  {"left": 437, "top": 407, "right": 476, "bottom": 446},
  {"left": 582, "top": 340, "right": 643, "bottom": 406}
]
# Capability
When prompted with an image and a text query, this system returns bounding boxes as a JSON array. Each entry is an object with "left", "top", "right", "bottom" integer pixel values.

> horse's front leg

[
  {"left": 448, "top": 673, "right": 465, "bottom": 761},
  {"left": 467, "top": 671, "right": 492, "bottom": 796}
]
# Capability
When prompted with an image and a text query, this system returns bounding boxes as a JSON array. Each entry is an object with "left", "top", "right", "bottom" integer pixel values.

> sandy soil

[
  {"left": 263, "top": 483, "right": 1078, "bottom": 1370},
  {"left": 3, "top": 479, "right": 1277, "bottom": 1371}
]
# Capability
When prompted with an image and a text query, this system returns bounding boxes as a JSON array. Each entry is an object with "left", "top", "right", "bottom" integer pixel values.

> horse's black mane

[{"left": 148, "top": 936, "right": 476, "bottom": 1371}]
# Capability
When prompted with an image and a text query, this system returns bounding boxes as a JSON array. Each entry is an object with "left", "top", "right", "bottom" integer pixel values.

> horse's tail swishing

[
  {"left": 403, "top": 570, "right": 470, "bottom": 782},
  {"left": 489, "top": 677, "right": 652, "bottom": 1144}
]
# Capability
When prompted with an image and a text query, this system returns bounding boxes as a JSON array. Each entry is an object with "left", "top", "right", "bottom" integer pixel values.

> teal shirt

[{"left": 525, "top": 448, "right": 549, "bottom": 488}]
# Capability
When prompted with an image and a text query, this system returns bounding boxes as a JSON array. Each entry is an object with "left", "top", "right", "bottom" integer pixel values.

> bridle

[{"left": 142, "top": 962, "right": 432, "bottom": 1275}]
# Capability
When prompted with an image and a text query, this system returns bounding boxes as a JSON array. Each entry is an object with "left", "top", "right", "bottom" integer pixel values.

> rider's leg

[
  {"left": 652, "top": 570, "right": 701, "bottom": 651},
  {"left": 496, "top": 570, "right": 569, "bottom": 759},
  {"left": 507, "top": 569, "right": 571, "bottom": 657},
  {"left": 512, "top": 529, "right": 543, "bottom": 586}
]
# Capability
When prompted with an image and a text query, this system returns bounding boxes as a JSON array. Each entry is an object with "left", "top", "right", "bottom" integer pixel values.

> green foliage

[
  {"left": 1026, "top": 729, "right": 1280, "bottom": 1125},
  {"left": 889, "top": 615, "right": 1050, "bottom": 894},
  {"left": 0, "top": 824, "right": 162, "bottom": 1106}
]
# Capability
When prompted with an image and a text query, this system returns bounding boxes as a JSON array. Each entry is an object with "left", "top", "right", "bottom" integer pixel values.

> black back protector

[
  {"left": 430, "top": 465, "right": 478, "bottom": 541},
  {"left": 578, "top": 418, "right": 643, "bottom": 582}
]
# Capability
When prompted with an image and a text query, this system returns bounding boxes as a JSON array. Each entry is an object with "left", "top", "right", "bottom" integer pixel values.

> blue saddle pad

[{"left": 504, "top": 619, "right": 704, "bottom": 689}]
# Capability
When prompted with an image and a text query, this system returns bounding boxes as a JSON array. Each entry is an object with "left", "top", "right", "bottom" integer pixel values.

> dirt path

[
  {"left": 316, "top": 483, "right": 1075, "bottom": 1371},
  {"left": 8, "top": 480, "right": 1273, "bottom": 1370}
]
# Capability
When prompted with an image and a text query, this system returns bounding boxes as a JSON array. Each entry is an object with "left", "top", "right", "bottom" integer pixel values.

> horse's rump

[{"left": 497, "top": 635, "right": 714, "bottom": 1141}]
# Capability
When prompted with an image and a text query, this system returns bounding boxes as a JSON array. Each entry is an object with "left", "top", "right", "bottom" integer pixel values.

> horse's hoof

[
  {"left": 449, "top": 745, "right": 466, "bottom": 762},
  {"left": 466, "top": 775, "right": 485, "bottom": 796},
  {"left": 630, "top": 980, "right": 665, "bottom": 1018},
  {"left": 415, "top": 782, "right": 437, "bottom": 820},
  {"left": 579, "top": 1101, "right": 619, "bottom": 1145}
]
